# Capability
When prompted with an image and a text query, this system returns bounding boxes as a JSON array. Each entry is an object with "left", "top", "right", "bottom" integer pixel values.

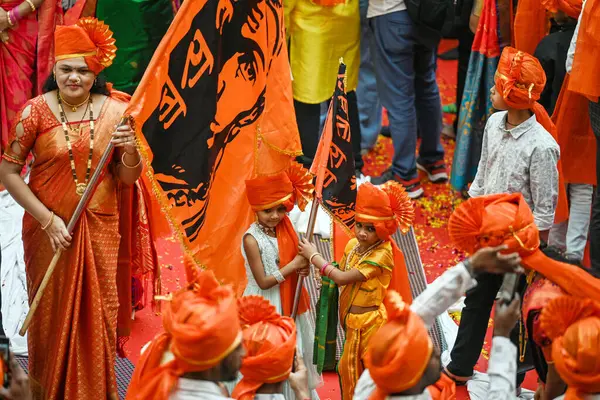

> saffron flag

[
  {"left": 125, "top": 0, "right": 302, "bottom": 293},
  {"left": 310, "top": 61, "right": 357, "bottom": 235}
]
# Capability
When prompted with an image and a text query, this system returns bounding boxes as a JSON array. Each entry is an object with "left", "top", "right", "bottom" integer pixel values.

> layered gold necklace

[{"left": 57, "top": 92, "right": 94, "bottom": 196}]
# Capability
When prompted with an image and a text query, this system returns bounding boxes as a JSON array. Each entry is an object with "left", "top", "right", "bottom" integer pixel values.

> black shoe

[{"left": 380, "top": 125, "right": 391, "bottom": 138}]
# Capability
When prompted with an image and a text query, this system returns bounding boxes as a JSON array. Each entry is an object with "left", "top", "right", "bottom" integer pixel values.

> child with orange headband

[
  {"left": 242, "top": 162, "right": 321, "bottom": 399},
  {"left": 298, "top": 181, "right": 414, "bottom": 400}
]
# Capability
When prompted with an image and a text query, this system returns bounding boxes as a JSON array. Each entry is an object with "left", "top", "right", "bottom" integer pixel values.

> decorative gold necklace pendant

[{"left": 76, "top": 183, "right": 87, "bottom": 196}]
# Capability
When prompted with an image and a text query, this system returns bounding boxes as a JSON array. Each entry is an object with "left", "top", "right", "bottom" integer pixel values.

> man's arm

[{"left": 529, "top": 145, "right": 559, "bottom": 234}]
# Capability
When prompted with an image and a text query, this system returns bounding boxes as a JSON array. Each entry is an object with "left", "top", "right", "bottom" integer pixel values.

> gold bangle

[
  {"left": 121, "top": 152, "right": 142, "bottom": 169},
  {"left": 42, "top": 212, "right": 54, "bottom": 230},
  {"left": 24, "top": 0, "right": 36, "bottom": 12},
  {"left": 6, "top": 11, "right": 14, "bottom": 27},
  {"left": 309, "top": 252, "right": 321, "bottom": 265}
]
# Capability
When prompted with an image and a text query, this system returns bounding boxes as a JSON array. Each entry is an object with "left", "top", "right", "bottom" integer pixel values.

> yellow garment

[
  {"left": 285, "top": 0, "right": 360, "bottom": 104},
  {"left": 338, "top": 238, "right": 394, "bottom": 400}
]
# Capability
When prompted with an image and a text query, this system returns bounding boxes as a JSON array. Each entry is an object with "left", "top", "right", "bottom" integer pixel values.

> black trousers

[
  {"left": 447, "top": 273, "right": 529, "bottom": 385},
  {"left": 294, "top": 90, "right": 364, "bottom": 172},
  {"left": 589, "top": 100, "right": 600, "bottom": 273},
  {"left": 454, "top": 28, "right": 475, "bottom": 131}
]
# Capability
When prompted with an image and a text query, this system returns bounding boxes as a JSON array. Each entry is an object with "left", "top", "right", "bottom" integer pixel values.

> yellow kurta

[
  {"left": 338, "top": 238, "right": 394, "bottom": 400},
  {"left": 285, "top": 0, "right": 360, "bottom": 104}
]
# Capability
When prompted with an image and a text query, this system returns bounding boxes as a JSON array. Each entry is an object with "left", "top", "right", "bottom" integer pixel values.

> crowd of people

[{"left": 0, "top": 0, "right": 600, "bottom": 399}]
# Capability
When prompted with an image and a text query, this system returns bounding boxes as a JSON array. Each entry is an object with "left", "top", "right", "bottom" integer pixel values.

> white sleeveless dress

[{"left": 227, "top": 222, "right": 321, "bottom": 399}]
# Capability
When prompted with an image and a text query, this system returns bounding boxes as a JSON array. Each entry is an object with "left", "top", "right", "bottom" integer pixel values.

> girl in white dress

[{"left": 240, "top": 162, "right": 321, "bottom": 399}]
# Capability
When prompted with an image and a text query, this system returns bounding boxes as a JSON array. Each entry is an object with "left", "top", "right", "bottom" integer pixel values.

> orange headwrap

[
  {"left": 568, "top": 0, "right": 600, "bottom": 102},
  {"left": 494, "top": 47, "right": 570, "bottom": 223},
  {"left": 54, "top": 17, "right": 117, "bottom": 75},
  {"left": 542, "top": 0, "right": 583, "bottom": 18},
  {"left": 495, "top": 47, "right": 546, "bottom": 110},
  {"left": 540, "top": 296, "right": 600, "bottom": 400},
  {"left": 244, "top": 162, "right": 314, "bottom": 317},
  {"left": 365, "top": 291, "right": 433, "bottom": 399},
  {"left": 355, "top": 182, "right": 415, "bottom": 302},
  {"left": 232, "top": 296, "right": 297, "bottom": 400},
  {"left": 125, "top": 271, "right": 242, "bottom": 400},
  {"left": 448, "top": 193, "right": 600, "bottom": 302}
]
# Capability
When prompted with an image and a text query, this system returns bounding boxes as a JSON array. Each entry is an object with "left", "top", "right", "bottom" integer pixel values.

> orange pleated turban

[
  {"left": 245, "top": 161, "right": 314, "bottom": 212},
  {"left": 542, "top": 0, "right": 583, "bottom": 18},
  {"left": 495, "top": 47, "right": 546, "bottom": 110},
  {"left": 125, "top": 271, "right": 242, "bottom": 400},
  {"left": 365, "top": 291, "right": 433, "bottom": 399},
  {"left": 356, "top": 182, "right": 415, "bottom": 302},
  {"left": 54, "top": 17, "right": 117, "bottom": 75},
  {"left": 244, "top": 161, "right": 314, "bottom": 317},
  {"left": 540, "top": 296, "right": 600, "bottom": 400},
  {"left": 232, "top": 296, "right": 297, "bottom": 400},
  {"left": 356, "top": 182, "right": 414, "bottom": 240},
  {"left": 448, "top": 193, "right": 600, "bottom": 303}
]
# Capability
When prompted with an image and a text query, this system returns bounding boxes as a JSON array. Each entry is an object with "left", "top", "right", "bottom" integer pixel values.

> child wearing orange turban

[
  {"left": 126, "top": 270, "right": 244, "bottom": 400},
  {"left": 540, "top": 296, "right": 600, "bottom": 400},
  {"left": 232, "top": 295, "right": 299, "bottom": 400},
  {"left": 298, "top": 181, "right": 414, "bottom": 399},
  {"left": 242, "top": 161, "right": 321, "bottom": 398},
  {"left": 447, "top": 47, "right": 569, "bottom": 385}
]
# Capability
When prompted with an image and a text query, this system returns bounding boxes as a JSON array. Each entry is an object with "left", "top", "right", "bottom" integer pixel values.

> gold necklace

[
  {"left": 58, "top": 92, "right": 94, "bottom": 196},
  {"left": 257, "top": 222, "right": 276, "bottom": 237},
  {"left": 346, "top": 240, "right": 382, "bottom": 270},
  {"left": 59, "top": 92, "right": 91, "bottom": 112}
]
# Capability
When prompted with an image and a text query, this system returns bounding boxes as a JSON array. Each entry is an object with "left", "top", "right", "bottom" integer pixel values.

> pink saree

[{"left": 0, "top": 0, "right": 60, "bottom": 154}]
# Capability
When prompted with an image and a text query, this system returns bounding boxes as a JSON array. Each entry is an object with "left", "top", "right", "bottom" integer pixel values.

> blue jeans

[
  {"left": 357, "top": 0, "right": 381, "bottom": 151},
  {"left": 370, "top": 10, "right": 444, "bottom": 180}
]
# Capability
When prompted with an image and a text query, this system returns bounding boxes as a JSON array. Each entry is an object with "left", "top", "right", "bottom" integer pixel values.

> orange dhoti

[{"left": 3, "top": 95, "right": 128, "bottom": 400}]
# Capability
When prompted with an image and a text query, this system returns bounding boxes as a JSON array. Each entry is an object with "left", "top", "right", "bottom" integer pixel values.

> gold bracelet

[
  {"left": 309, "top": 252, "right": 321, "bottom": 265},
  {"left": 6, "top": 11, "right": 14, "bottom": 27},
  {"left": 41, "top": 212, "right": 54, "bottom": 230},
  {"left": 24, "top": 0, "right": 36, "bottom": 12},
  {"left": 121, "top": 151, "right": 142, "bottom": 169}
]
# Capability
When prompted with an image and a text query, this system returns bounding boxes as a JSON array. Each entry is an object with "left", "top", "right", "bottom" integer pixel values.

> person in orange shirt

[
  {"left": 126, "top": 270, "right": 245, "bottom": 400},
  {"left": 567, "top": 0, "right": 600, "bottom": 273},
  {"left": 299, "top": 181, "right": 414, "bottom": 399}
]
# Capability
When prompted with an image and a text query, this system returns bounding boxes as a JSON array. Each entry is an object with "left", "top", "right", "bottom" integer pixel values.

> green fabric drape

[
  {"left": 97, "top": 0, "right": 174, "bottom": 94},
  {"left": 314, "top": 276, "right": 339, "bottom": 373}
]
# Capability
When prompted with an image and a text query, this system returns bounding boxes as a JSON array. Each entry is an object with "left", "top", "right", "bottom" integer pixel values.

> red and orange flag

[{"left": 125, "top": 0, "right": 301, "bottom": 293}]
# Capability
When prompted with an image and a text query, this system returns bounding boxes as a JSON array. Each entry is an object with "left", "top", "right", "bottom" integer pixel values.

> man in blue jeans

[{"left": 369, "top": 6, "right": 447, "bottom": 198}]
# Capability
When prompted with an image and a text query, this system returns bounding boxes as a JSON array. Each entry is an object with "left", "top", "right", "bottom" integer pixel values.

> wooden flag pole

[
  {"left": 291, "top": 197, "right": 320, "bottom": 319},
  {"left": 19, "top": 117, "right": 128, "bottom": 336}
]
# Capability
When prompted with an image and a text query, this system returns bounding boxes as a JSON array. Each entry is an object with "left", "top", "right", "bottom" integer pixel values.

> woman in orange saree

[
  {"left": 0, "top": 18, "right": 143, "bottom": 400},
  {"left": 0, "top": 0, "right": 61, "bottom": 154}
]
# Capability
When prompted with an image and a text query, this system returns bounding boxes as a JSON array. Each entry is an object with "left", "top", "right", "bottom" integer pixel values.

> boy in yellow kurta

[{"left": 299, "top": 182, "right": 414, "bottom": 399}]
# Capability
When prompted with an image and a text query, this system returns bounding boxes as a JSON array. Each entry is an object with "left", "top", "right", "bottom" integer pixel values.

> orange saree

[{"left": 2, "top": 94, "right": 129, "bottom": 400}]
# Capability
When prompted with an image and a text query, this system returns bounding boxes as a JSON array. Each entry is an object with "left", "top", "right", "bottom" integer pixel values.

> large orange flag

[{"left": 125, "top": 0, "right": 302, "bottom": 293}]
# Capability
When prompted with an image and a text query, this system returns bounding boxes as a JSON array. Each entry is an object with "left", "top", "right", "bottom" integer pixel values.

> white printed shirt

[{"left": 468, "top": 111, "right": 560, "bottom": 231}]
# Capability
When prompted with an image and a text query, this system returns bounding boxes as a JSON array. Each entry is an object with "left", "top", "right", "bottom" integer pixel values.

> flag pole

[
  {"left": 291, "top": 197, "right": 320, "bottom": 319},
  {"left": 19, "top": 117, "right": 129, "bottom": 336}
]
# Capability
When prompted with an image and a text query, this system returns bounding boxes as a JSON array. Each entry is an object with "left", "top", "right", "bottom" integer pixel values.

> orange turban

[
  {"left": 125, "top": 271, "right": 242, "bottom": 400},
  {"left": 365, "top": 291, "right": 433, "bottom": 399},
  {"left": 355, "top": 182, "right": 415, "bottom": 302},
  {"left": 540, "top": 296, "right": 600, "bottom": 400},
  {"left": 244, "top": 162, "right": 314, "bottom": 317},
  {"left": 245, "top": 161, "right": 314, "bottom": 213},
  {"left": 54, "top": 17, "right": 117, "bottom": 75},
  {"left": 542, "top": 0, "right": 582, "bottom": 18},
  {"left": 232, "top": 296, "right": 297, "bottom": 400},
  {"left": 448, "top": 193, "right": 600, "bottom": 303},
  {"left": 495, "top": 47, "right": 546, "bottom": 110}
]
